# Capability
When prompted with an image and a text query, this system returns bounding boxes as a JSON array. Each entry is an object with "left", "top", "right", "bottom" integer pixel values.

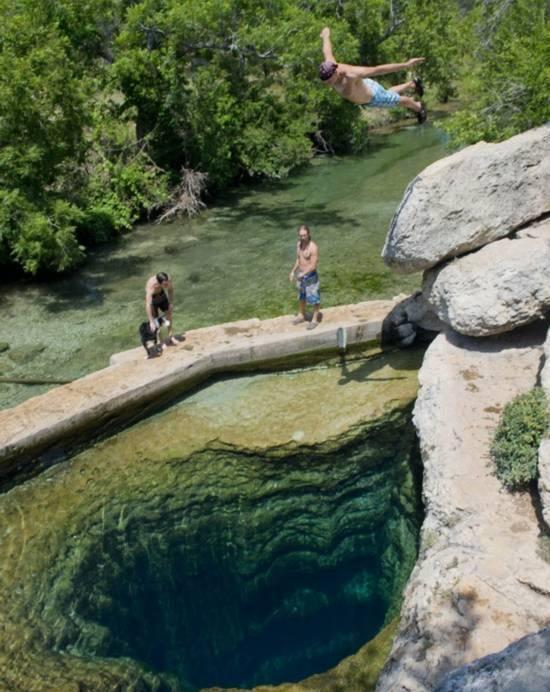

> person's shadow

[{"left": 338, "top": 350, "right": 406, "bottom": 385}]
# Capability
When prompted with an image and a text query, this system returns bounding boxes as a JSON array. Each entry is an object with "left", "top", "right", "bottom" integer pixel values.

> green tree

[
  {"left": 10, "top": 0, "right": 547, "bottom": 277},
  {"left": 0, "top": 0, "right": 168, "bottom": 274},
  {"left": 442, "top": 0, "right": 550, "bottom": 144},
  {"left": 0, "top": 3, "right": 90, "bottom": 272},
  {"left": 113, "top": 0, "right": 364, "bottom": 188},
  {"left": 384, "top": 0, "right": 467, "bottom": 101}
]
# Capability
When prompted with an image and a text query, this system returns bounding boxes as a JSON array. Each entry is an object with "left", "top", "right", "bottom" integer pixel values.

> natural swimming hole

[{"left": 0, "top": 348, "right": 423, "bottom": 691}]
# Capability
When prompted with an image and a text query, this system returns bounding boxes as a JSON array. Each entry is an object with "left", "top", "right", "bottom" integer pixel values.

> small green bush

[{"left": 491, "top": 387, "right": 549, "bottom": 490}]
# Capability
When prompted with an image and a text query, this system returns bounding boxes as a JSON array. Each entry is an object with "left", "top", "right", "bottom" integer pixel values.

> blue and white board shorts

[
  {"left": 298, "top": 271, "right": 321, "bottom": 305},
  {"left": 362, "top": 78, "right": 401, "bottom": 108}
]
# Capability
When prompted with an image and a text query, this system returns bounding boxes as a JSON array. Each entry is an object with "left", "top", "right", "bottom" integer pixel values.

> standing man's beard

[{"left": 300, "top": 239, "right": 309, "bottom": 248}]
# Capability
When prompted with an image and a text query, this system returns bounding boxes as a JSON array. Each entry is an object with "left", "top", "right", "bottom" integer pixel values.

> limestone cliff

[
  {"left": 379, "top": 125, "right": 550, "bottom": 690},
  {"left": 376, "top": 325, "right": 550, "bottom": 691}
]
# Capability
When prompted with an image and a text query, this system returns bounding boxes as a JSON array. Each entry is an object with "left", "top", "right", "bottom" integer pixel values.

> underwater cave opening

[{"left": 60, "top": 414, "right": 422, "bottom": 691}]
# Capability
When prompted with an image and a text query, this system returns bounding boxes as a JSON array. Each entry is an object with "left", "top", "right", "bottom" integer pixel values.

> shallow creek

[{"left": 0, "top": 125, "right": 447, "bottom": 409}]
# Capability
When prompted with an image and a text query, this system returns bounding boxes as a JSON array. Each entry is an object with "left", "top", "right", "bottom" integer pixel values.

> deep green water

[
  {"left": 0, "top": 351, "right": 423, "bottom": 691},
  {"left": 0, "top": 124, "right": 447, "bottom": 410},
  {"left": 79, "top": 434, "right": 419, "bottom": 690}
]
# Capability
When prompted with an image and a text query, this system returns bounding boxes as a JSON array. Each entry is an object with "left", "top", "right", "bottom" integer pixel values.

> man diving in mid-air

[{"left": 319, "top": 26, "right": 427, "bottom": 123}]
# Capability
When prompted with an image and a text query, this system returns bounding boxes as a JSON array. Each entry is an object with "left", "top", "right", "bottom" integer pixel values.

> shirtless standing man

[
  {"left": 145, "top": 271, "right": 178, "bottom": 345},
  {"left": 289, "top": 224, "right": 321, "bottom": 330},
  {"left": 319, "top": 26, "right": 427, "bottom": 123}
]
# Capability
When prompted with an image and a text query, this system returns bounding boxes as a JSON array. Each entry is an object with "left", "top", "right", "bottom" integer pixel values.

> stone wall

[{"left": 0, "top": 301, "right": 395, "bottom": 487}]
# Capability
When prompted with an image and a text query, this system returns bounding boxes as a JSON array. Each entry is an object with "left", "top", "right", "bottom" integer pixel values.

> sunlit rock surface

[
  {"left": 382, "top": 125, "right": 550, "bottom": 273},
  {"left": 376, "top": 324, "right": 550, "bottom": 692},
  {"left": 422, "top": 220, "right": 550, "bottom": 336},
  {"left": 0, "top": 347, "right": 423, "bottom": 691},
  {"left": 434, "top": 627, "right": 550, "bottom": 692},
  {"left": 538, "top": 328, "right": 550, "bottom": 530}
]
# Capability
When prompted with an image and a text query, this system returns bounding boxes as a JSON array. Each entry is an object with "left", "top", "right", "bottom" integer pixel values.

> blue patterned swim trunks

[
  {"left": 362, "top": 78, "right": 401, "bottom": 108},
  {"left": 298, "top": 271, "right": 321, "bottom": 305}
]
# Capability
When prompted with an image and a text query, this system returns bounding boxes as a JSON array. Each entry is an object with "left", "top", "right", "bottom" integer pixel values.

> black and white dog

[{"left": 139, "top": 316, "right": 170, "bottom": 358}]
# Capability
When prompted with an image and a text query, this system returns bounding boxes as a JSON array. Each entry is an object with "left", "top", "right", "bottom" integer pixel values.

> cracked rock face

[
  {"left": 382, "top": 125, "right": 550, "bottom": 273},
  {"left": 539, "top": 438, "right": 550, "bottom": 531},
  {"left": 422, "top": 220, "right": 550, "bottom": 336},
  {"left": 378, "top": 125, "right": 550, "bottom": 691}
]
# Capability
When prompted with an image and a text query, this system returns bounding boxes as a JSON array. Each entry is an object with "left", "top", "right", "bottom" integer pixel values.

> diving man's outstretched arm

[
  {"left": 340, "top": 57, "right": 425, "bottom": 79},
  {"left": 320, "top": 26, "right": 336, "bottom": 62},
  {"left": 320, "top": 26, "right": 424, "bottom": 78}
]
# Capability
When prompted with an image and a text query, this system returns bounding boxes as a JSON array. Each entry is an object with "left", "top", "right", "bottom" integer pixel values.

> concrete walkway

[{"left": 0, "top": 299, "right": 397, "bottom": 481}]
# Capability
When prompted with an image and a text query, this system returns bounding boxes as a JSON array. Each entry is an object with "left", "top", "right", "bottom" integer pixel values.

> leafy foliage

[
  {"left": 0, "top": 2, "right": 90, "bottom": 273},
  {"left": 441, "top": 0, "right": 550, "bottom": 144},
  {"left": 113, "top": 2, "right": 364, "bottom": 187},
  {"left": 385, "top": 0, "right": 467, "bottom": 101},
  {"left": 78, "top": 99, "right": 169, "bottom": 243},
  {"left": 491, "top": 387, "right": 549, "bottom": 490},
  {"left": 0, "top": 0, "right": 546, "bottom": 275}
]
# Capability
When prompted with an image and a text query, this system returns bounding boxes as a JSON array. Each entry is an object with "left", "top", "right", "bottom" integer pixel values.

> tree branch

[
  {"left": 178, "top": 36, "right": 278, "bottom": 61},
  {"left": 157, "top": 167, "right": 208, "bottom": 222}
]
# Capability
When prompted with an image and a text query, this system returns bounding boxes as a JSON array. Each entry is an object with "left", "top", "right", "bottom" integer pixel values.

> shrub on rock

[{"left": 491, "top": 387, "right": 549, "bottom": 490}]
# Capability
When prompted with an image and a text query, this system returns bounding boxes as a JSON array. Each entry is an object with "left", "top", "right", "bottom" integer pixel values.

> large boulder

[
  {"left": 422, "top": 220, "right": 550, "bottom": 336},
  {"left": 434, "top": 627, "right": 550, "bottom": 692},
  {"left": 382, "top": 125, "right": 550, "bottom": 273}
]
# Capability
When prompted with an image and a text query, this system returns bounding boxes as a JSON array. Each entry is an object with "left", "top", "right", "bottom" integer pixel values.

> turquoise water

[
  {"left": 78, "top": 434, "right": 420, "bottom": 689},
  {"left": 0, "top": 354, "right": 422, "bottom": 690},
  {"left": 0, "top": 125, "right": 447, "bottom": 409}
]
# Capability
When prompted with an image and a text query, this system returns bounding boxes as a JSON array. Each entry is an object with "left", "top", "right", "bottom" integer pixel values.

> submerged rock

[
  {"left": 382, "top": 125, "right": 550, "bottom": 273},
  {"left": 422, "top": 221, "right": 550, "bottom": 336},
  {"left": 8, "top": 344, "right": 46, "bottom": 364}
]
